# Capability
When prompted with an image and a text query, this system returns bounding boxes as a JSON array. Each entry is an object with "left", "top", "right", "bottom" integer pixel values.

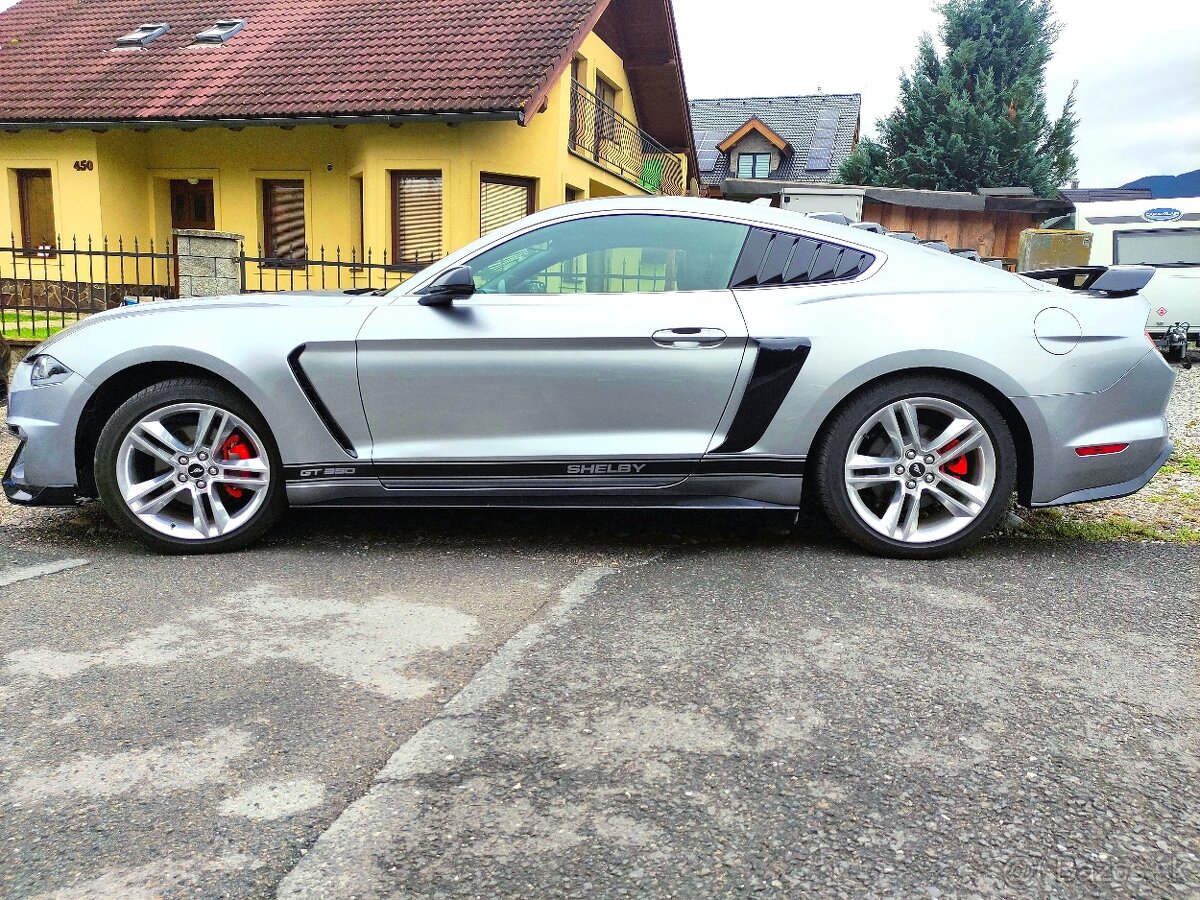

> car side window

[
  {"left": 467, "top": 214, "right": 750, "bottom": 295},
  {"left": 730, "top": 227, "right": 876, "bottom": 288}
]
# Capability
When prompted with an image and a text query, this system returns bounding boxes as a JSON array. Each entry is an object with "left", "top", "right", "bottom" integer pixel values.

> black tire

[
  {"left": 814, "top": 375, "right": 1017, "bottom": 559},
  {"left": 95, "top": 378, "right": 286, "bottom": 554}
]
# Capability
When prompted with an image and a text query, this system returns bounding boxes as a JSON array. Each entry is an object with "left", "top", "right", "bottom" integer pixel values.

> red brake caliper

[
  {"left": 939, "top": 438, "right": 969, "bottom": 478},
  {"left": 219, "top": 433, "right": 251, "bottom": 499}
]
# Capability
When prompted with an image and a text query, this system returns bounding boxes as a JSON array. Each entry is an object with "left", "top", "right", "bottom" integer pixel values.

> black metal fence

[
  {"left": 0, "top": 236, "right": 429, "bottom": 339},
  {"left": 240, "top": 244, "right": 427, "bottom": 294},
  {"left": 1, "top": 236, "right": 177, "bottom": 339},
  {"left": 569, "top": 81, "right": 686, "bottom": 196}
]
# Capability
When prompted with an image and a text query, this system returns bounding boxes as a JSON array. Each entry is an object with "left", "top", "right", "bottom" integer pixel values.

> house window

[
  {"left": 481, "top": 175, "right": 535, "bottom": 236},
  {"left": 351, "top": 174, "right": 364, "bottom": 262},
  {"left": 569, "top": 56, "right": 586, "bottom": 150},
  {"left": 193, "top": 18, "right": 246, "bottom": 45},
  {"left": 391, "top": 171, "right": 443, "bottom": 269},
  {"left": 262, "top": 179, "right": 306, "bottom": 264},
  {"left": 595, "top": 76, "right": 619, "bottom": 140},
  {"left": 16, "top": 169, "right": 56, "bottom": 251},
  {"left": 737, "top": 153, "right": 772, "bottom": 179},
  {"left": 114, "top": 22, "right": 169, "bottom": 49}
]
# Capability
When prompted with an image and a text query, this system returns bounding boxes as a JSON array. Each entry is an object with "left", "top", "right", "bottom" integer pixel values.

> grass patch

[
  {"left": 1160, "top": 452, "right": 1200, "bottom": 478},
  {"left": 1, "top": 310, "right": 86, "bottom": 341},
  {"left": 1023, "top": 509, "right": 1200, "bottom": 544}
]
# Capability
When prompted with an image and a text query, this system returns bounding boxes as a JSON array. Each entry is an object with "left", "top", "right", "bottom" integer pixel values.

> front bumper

[
  {"left": 4, "top": 356, "right": 92, "bottom": 502},
  {"left": 3, "top": 439, "right": 79, "bottom": 506}
]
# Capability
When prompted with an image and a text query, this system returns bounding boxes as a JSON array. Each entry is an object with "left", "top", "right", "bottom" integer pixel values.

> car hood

[{"left": 31, "top": 291, "right": 359, "bottom": 356}]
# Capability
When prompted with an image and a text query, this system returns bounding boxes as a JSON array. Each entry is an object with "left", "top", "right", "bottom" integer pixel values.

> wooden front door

[{"left": 170, "top": 179, "right": 215, "bottom": 231}]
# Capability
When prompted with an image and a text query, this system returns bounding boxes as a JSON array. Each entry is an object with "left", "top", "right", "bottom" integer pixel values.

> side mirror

[{"left": 417, "top": 266, "right": 475, "bottom": 306}]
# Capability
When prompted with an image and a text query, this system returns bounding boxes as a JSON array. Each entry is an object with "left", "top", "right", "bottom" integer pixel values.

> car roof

[
  {"left": 404, "top": 194, "right": 1025, "bottom": 295},
  {"left": 516, "top": 195, "right": 961, "bottom": 259},
  {"left": 517, "top": 196, "right": 1018, "bottom": 279}
]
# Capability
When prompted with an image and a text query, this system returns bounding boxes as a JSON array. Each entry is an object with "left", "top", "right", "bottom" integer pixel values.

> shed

[{"left": 720, "top": 180, "right": 1074, "bottom": 262}]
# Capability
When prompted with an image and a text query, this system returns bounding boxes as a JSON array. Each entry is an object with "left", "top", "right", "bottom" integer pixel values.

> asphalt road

[{"left": 1, "top": 504, "right": 1198, "bottom": 899}]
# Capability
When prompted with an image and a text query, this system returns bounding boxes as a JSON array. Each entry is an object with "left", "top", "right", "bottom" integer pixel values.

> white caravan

[{"left": 1074, "top": 199, "right": 1200, "bottom": 341}]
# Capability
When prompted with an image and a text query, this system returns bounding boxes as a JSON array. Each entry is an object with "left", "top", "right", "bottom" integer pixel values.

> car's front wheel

[
  {"left": 95, "top": 379, "right": 285, "bottom": 553},
  {"left": 815, "top": 375, "right": 1016, "bottom": 558}
]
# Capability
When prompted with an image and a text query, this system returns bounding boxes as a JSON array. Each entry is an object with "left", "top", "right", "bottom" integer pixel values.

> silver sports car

[{"left": 3, "top": 197, "right": 1175, "bottom": 557}]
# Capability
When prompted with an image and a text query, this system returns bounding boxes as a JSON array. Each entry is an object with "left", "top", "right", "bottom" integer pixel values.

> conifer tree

[{"left": 840, "top": 0, "right": 1078, "bottom": 197}]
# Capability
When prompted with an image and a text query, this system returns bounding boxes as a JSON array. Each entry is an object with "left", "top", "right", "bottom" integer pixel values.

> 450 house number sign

[{"left": 73, "top": 160, "right": 94, "bottom": 171}]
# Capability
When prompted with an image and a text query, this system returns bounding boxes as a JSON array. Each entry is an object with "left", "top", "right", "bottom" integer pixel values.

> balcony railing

[{"left": 569, "top": 81, "right": 685, "bottom": 197}]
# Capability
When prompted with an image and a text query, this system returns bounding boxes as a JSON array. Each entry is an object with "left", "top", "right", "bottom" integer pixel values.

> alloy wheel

[
  {"left": 115, "top": 402, "right": 272, "bottom": 541},
  {"left": 842, "top": 396, "right": 997, "bottom": 544}
]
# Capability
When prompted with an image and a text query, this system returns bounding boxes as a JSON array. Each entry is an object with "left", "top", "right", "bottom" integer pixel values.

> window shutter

[
  {"left": 481, "top": 177, "right": 534, "bottom": 236},
  {"left": 392, "top": 173, "right": 443, "bottom": 268},
  {"left": 264, "top": 180, "right": 306, "bottom": 261}
]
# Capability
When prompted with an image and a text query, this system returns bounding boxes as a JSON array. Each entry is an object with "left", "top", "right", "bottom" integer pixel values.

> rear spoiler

[{"left": 1020, "top": 265, "right": 1155, "bottom": 297}]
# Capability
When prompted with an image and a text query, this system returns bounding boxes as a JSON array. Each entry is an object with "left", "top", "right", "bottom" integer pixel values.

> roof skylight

[
  {"left": 114, "top": 23, "right": 170, "bottom": 49},
  {"left": 194, "top": 19, "right": 247, "bottom": 45}
]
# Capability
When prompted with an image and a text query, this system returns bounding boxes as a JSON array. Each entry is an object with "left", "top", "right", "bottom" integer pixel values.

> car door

[{"left": 355, "top": 212, "right": 751, "bottom": 491}]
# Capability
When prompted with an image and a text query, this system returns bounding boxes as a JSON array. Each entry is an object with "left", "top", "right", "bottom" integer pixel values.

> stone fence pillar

[{"left": 173, "top": 229, "right": 243, "bottom": 298}]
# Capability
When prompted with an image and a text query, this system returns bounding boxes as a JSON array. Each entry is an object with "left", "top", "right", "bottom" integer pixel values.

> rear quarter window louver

[{"left": 731, "top": 229, "right": 875, "bottom": 288}]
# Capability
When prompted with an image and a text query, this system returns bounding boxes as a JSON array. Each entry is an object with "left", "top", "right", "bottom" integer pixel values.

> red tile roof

[{"left": 0, "top": 0, "right": 603, "bottom": 124}]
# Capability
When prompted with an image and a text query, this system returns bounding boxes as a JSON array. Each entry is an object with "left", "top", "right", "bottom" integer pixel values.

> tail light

[{"left": 1075, "top": 443, "right": 1129, "bottom": 457}]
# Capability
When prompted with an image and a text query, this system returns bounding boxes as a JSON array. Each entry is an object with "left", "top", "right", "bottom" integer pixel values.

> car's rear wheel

[
  {"left": 815, "top": 375, "right": 1016, "bottom": 558},
  {"left": 95, "top": 379, "right": 285, "bottom": 553}
]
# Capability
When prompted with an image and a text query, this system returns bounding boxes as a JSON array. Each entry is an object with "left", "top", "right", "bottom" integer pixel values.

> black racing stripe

[
  {"left": 373, "top": 459, "right": 693, "bottom": 479},
  {"left": 287, "top": 345, "right": 359, "bottom": 459},
  {"left": 286, "top": 458, "right": 699, "bottom": 483},
  {"left": 695, "top": 456, "right": 806, "bottom": 477},
  {"left": 711, "top": 339, "right": 812, "bottom": 454},
  {"left": 287, "top": 456, "right": 807, "bottom": 483}
]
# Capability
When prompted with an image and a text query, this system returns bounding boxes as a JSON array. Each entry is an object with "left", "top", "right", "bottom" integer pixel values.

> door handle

[{"left": 652, "top": 327, "right": 728, "bottom": 348}]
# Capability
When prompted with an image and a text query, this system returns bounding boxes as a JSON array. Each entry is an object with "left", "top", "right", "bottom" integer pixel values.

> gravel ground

[{"left": 1165, "top": 363, "right": 1200, "bottom": 455}]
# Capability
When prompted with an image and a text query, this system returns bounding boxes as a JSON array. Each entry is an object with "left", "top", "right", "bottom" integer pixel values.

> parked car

[{"left": 3, "top": 197, "right": 1174, "bottom": 557}]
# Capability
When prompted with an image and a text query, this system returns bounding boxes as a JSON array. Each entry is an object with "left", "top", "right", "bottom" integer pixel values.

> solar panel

[
  {"left": 806, "top": 148, "right": 833, "bottom": 171},
  {"left": 694, "top": 129, "right": 721, "bottom": 152},
  {"left": 697, "top": 149, "right": 721, "bottom": 172},
  {"left": 806, "top": 112, "right": 839, "bottom": 172},
  {"left": 693, "top": 129, "right": 727, "bottom": 173}
]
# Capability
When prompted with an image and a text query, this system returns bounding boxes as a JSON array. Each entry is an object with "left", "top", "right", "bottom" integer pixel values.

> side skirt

[
  {"left": 284, "top": 456, "right": 807, "bottom": 508},
  {"left": 288, "top": 494, "right": 798, "bottom": 511}
]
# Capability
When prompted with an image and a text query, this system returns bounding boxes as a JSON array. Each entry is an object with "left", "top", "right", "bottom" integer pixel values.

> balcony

[{"left": 569, "top": 81, "right": 685, "bottom": 197}]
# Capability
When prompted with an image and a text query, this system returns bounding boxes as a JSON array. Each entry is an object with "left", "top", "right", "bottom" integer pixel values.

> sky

[
  {"left": 673, "top": 0, "right": 1200, "bottom": 187},
  {"left": 0, "top": 0, "right": 1194, "bottom": 187}
]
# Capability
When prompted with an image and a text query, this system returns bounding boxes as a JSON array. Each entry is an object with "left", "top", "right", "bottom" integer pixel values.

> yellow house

[{"left": 0, "top": 0, "right": 696, "bottom": 294}]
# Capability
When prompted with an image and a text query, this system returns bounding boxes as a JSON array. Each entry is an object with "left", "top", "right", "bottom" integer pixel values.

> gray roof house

[{"left": 689, "top": 94, "right": 861, "bottom": 194}]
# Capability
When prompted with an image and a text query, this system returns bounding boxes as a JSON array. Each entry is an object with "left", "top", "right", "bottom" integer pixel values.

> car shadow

[{"left": 267, "top": 505, "right": 830, "bottom": 555}]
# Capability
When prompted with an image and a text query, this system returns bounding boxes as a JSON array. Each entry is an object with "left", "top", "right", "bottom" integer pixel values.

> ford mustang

[{"left": 3, "top": 197, "right": 1175, "bottom": 557}]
